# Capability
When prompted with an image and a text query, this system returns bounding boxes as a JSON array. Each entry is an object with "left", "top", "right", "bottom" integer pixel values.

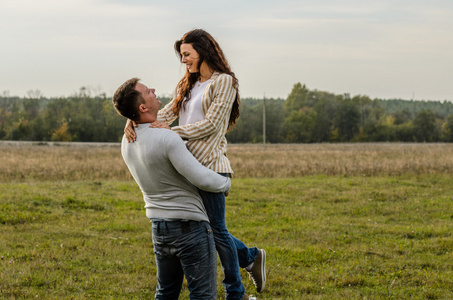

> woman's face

[{"left": 180, "top": 43, "right": 200, "bottom": 73}]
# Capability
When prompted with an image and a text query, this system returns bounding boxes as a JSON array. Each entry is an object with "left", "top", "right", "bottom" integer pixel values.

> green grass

[{"left": 1, "top": 176, "right": 453, "bottom": 299}]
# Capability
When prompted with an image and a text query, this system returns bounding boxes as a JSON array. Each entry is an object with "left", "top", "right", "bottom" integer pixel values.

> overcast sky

[{"left": 1, "top": 0, "right": 452, "bottom": 101}]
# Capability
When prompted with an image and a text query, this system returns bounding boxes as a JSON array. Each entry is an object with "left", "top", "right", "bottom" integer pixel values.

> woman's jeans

[
  {"left": 198, "top": 178, "right": 259, "bottom": 300},
  {"left": 152, "top": 220, "right": 217, "bottom": 300}
]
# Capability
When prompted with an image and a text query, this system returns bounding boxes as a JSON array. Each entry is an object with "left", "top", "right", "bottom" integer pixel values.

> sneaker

[
  {"left": 243, "top": 293, "right": 257, "bottom": 300},
  {"left": 246, "top": 249, "right": 266, "bottom": 293}
]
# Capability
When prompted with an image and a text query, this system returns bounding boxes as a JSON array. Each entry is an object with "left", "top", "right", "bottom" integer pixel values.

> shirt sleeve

[
  {"left": 171, "top": 74, "right": 236, "bottom": 140},
  {"left": 157, "top": 99, "right": 178, "bottom": 125},
  {"left": 165, "top": 131, "right": 231, "bottom": 193}
]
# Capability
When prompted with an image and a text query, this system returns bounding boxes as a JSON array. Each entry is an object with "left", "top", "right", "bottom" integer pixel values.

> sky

[{"left": 1, "top": 0, "right": 452, "bottom": 101}]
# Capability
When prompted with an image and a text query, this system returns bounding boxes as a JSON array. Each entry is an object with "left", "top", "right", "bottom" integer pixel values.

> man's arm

[{"left": 165, "top": 131, "right": 231, "bottom": 193}]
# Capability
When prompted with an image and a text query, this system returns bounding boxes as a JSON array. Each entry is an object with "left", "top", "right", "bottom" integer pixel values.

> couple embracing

[{"left": 113, "top": 29, "right": 267, "bottom": 300}]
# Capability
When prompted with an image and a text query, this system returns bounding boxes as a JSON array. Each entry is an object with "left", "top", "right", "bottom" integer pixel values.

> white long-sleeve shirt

[{"left": 121, "top": 124, "right": 231, "bottom": 221}]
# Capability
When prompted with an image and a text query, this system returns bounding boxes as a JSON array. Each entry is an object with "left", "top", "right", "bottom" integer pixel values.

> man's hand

[
  {"left": 124, "top": 119, "right": 137, "bottom": 143},
  {"left": 150, "top": 120, "right": 171, "bottom": 130}
]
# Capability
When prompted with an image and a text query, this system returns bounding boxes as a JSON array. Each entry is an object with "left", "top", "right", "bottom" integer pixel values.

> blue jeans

[
  {"left": 151, "top": 220, "right": 217, "bottom": 300},
  {"left": 198, "top": 180, "right": 259, "bottom": 300}
]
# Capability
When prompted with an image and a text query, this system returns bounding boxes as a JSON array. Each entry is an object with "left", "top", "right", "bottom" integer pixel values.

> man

[{"left": 112, "top": 77, "right": 231, "bottom": 299}]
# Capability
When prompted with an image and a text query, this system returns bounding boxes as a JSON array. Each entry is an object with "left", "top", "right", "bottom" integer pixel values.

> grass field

[{"left": 1, "top": 142, "right": 453, "bottom": 299}]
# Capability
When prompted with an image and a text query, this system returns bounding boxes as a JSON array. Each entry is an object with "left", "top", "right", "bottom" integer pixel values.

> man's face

[{"left": 135, "top": 83, "right": 161, "bottom": 114}]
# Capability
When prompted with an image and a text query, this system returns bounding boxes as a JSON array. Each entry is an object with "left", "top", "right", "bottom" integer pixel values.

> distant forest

[{"left": 1, "top": 83, "right": 453, "bottom": 143}]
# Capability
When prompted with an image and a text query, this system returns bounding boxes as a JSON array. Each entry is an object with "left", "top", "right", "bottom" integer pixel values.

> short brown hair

[{"left": 112, "top": 77, "right": 144, "bottom": 121}]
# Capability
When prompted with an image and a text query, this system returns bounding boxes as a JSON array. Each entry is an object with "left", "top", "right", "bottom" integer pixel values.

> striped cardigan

[{"left": 157, "top": 72, "right": 236, "bottom": 175}]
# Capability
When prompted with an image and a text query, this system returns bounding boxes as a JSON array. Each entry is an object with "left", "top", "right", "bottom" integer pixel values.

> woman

[{"left": 125, "top": 29, "right": 266, "bottom": 299}]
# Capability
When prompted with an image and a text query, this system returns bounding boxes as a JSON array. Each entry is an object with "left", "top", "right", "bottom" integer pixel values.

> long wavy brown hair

[{"left": 173, "top": 29, "right": 240, "bottom": 130}]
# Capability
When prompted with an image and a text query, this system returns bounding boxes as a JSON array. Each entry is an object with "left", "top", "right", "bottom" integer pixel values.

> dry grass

[
  {"left": 1, "top": 141, "right": 453, "bottom": 181},
  {"left": 229, "top": 143, "right": 453, "bottom": 177},
  {"left": 0, "top": 142, "right": 130, "bottom": 181}
]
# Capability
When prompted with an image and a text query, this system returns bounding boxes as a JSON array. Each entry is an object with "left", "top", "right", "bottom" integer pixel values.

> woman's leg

[
  {"left": 230, "top": 234, "right": 259, "bottom": 268},
  {"left": 198, "top": 188, "right": 245, "bottom": 300}
]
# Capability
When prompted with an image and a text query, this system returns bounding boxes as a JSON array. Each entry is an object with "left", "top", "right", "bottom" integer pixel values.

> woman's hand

[
  {"left": 124, "top": 119, "right": 137, "bottom": 143},
  {"left": 150, "top": 120, "right": 171, "bottom": 130}
]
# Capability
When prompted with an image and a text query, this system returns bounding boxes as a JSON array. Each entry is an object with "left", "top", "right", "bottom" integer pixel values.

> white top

[
  {"left": 121, "top": 124, "right": 231, "bottom": 221},
  {"left": 179, "top": 80, "right": 210, "bottom": 126}
]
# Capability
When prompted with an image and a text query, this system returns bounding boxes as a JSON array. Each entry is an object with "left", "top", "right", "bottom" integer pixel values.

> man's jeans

[
  {"left": 199, "top": 182, "right": 260, "bottom": 300},
  {"left": 152, "top": 220, "right": 217, "bottom": 300}
]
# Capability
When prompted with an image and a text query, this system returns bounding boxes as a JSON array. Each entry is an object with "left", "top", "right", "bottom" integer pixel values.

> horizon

[{"left": 1, "top": 85, "right": 451, "bottom": 103}]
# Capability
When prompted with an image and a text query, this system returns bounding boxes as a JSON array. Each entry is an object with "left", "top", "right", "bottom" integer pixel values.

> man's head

[{"left": 112, "top": 78, "right": 161, "bottom": 123}]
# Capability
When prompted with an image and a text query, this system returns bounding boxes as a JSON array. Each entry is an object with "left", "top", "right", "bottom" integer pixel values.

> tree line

[{"left": 1, "top": 84, "right": 453, "bottom": 143}]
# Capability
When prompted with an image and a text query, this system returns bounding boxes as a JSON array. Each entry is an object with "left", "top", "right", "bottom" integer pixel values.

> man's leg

[
  {"left": 152, "top": 221, "right": 184, "bottom": 300},
  {"left": 179, "top": 221, "right": 217, "bottom": 300}
]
